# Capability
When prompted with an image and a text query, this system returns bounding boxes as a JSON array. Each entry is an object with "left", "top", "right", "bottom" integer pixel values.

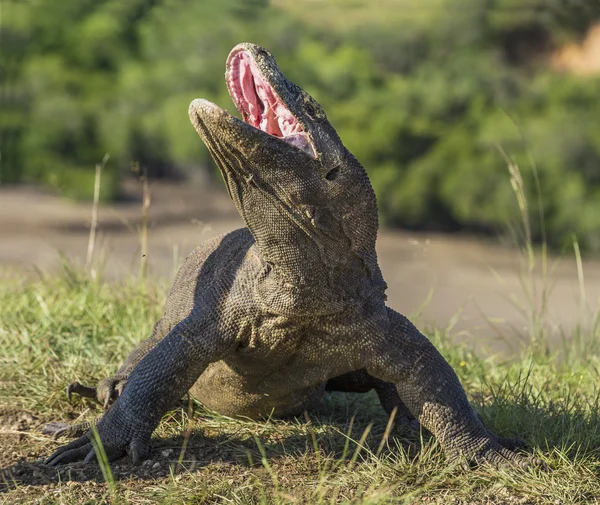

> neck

[{"left": 253, "top": 235, "right": 385, "bottom": 316}]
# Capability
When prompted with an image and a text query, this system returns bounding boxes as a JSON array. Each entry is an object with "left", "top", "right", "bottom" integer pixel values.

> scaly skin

[{"left": 45, "top": 43, "right": 534, "bottom": 468}]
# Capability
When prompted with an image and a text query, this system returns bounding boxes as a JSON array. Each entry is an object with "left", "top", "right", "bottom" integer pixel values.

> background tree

[{"left": 2, "top": 0, "right": 600, "bottom": 249}]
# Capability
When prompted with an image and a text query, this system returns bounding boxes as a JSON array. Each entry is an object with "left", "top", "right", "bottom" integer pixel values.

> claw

[
  {"left": 455, "top": 438, "right": 548, "bottom": 471},
  {"left": 46, "top": 436, "right": 91, "bottom": 466},
  {"left": 46, "top": 452, "right": 66, "bottom": 466},
  {"left": 128, "top": 438, "right": 150, "bottom": 465},
  {"left": 66, "top": 382, "right": 97, "bottom": 403},
  {"left": 83, "top": 449, "right": 97, "bottom": 464},
  {"left": 533, "top": 458, "right": 550, "bottom": 471},
  {"left": 116, "top": 381, "right": 126, "bottom": 397},
  {"left": 129, "top": 443, "right": 140, "bottom": 465},
  {"left": 43, "top": 420, "right": 95, "bottom": 440},
  {"left": 96, "top": 376, "right": 128, "bottom": 409}
]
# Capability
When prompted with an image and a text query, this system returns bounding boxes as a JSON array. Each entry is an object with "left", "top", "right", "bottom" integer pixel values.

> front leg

[
  {"left": 46, "top": 313, "right": 236, "bottom": 465},
  {"left": 367, "top": 308, "right": 533, "bottom": 468}
]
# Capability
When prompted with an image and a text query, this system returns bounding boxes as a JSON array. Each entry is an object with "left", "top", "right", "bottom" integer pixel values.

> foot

[
  {"left": 67, "top": 375, "right": 128, "bottom": 409},
  {"left": 450, "top": 433, "right": 544, "bottom": 470},
  {"left": 45, "top": 401, "right": 150, "bottom": 466}
]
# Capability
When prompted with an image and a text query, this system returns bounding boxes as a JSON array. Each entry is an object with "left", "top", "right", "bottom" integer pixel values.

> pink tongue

[{"left": 240, "top": 56, "right": 262, "bottom": 127}]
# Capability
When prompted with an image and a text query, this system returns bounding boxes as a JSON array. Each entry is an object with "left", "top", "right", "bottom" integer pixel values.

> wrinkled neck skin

[
  {"left": 243, "top": 150, "right": 386, "bottom": 316},
  {"left": 189, "top": 43, "right": 387, "bottom": 316}
]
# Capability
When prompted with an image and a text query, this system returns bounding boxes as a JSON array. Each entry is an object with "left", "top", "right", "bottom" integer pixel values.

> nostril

[{"left": 325, "top": 166, "right": 340, "bottom": 181}]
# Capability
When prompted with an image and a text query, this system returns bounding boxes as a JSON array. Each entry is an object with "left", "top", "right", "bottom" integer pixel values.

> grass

[
  {"left": 1, "top": 155, "right": 600, "bottom": 503},
  {"left": 0, "top": 262, "right": 599, "bottom": 504}
]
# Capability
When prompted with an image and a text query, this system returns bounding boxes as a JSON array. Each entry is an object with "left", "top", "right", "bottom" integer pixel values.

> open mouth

[{"left": 226, "top": 50, "right": 316, "bottom": 158}]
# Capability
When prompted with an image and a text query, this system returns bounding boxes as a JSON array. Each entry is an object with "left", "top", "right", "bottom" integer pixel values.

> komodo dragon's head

[{"left": 189, "top": 43, "right": 384, "bottom": 304}]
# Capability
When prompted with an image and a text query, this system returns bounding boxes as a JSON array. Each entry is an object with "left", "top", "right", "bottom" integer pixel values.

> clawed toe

[
  {"left": 97, "top": 376, "right": 128, "bottom": 409},
  {"left": 449, "top": 435, "right": 547, "bottom": 472},
  {"left": 41, "top": 421, "right": 71, "bottom": 439},
  {"left": 67, "top": 382, "right": 97, "bottom": 403},
  {"left": 478, "top": 447, "right": 546, "bottom": 471},
  {"left": 45, "top": 436, "right": 92, "bottom": 466},
  {"left": 64, "top": 377, "right": 127, "bottom": 408},
  {"left": 83, "top": 449, "right": 97, "bottom": 464}
]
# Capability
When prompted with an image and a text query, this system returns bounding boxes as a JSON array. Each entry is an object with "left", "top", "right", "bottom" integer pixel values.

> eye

[{"left": 305, "top": 103, "right": 315, "bottom": 117}]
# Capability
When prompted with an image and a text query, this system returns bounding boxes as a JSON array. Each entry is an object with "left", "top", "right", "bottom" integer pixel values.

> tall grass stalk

[
  {"left": 496, "top": 146, "right": 552, "bottom": 355},
  {"left": 139, "top": 166, "right": 151, "bottom": 287},
  {"left": 86, "top": 153, "right": 110, "bottom": 278},
  {"left": 90, "top": 426, "right": 119, "bottom": 502},
  {"left": 130, "top": 161, "right": 152, "bottom": 288}
]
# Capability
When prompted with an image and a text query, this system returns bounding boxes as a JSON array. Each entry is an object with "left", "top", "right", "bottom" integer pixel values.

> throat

[{"left": 255, "top": 249, "right": 381, "bottom": 317}]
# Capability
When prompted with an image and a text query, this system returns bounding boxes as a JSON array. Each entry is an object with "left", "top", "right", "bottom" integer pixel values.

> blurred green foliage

[{"left": 2, "top": 0, "right": 600, "bottom": 249}]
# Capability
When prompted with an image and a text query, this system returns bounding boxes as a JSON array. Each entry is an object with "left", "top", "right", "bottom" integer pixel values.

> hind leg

[{"left": 326, "top": 369, "right": 418, "bottom": 428}]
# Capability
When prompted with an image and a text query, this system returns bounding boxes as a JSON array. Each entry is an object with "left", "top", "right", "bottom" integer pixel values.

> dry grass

[{"left": 0, "top": 264, "right": 599, "bottom": 504}]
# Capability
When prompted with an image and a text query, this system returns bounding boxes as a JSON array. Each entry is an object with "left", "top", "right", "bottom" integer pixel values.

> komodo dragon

[{"left": 46, "top": 43, "right": 533, "bottom": 468}]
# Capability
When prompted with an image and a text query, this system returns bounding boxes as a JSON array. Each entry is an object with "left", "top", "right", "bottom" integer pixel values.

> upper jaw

[
  {"left": 188, "top": 98, "right": 316, "bottom": 164},
  {"left": 188, "top": 98, "right": 265, "bottom": 153}
]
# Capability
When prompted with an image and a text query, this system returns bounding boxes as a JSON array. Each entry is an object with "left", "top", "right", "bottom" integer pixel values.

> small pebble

[
  {"left": 142, "top": 459, "right": 153, "bottom": 468},
  {"left": 160, "top": 449, "right": 174, "bottom": 458},
  {"left": 152, "top": 462, "right": 161, "bottom": 469}
]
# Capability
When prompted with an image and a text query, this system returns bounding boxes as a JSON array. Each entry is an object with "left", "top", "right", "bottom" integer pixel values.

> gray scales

[{"left": 45, "top": 43, "right": 537, "bottom": 468}]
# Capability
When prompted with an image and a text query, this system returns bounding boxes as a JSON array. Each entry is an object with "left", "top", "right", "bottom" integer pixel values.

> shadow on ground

[
  {"left": 0, "top": 388, "right": 576, "bottom": 492},
  {"left": 0, "top": 392, "right": 396, "bottom": 489}
]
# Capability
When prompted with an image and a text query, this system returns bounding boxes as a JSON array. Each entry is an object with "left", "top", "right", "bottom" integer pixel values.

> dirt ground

[{"left": 1, "top": 179, "right": 599, "bottom": 355}]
